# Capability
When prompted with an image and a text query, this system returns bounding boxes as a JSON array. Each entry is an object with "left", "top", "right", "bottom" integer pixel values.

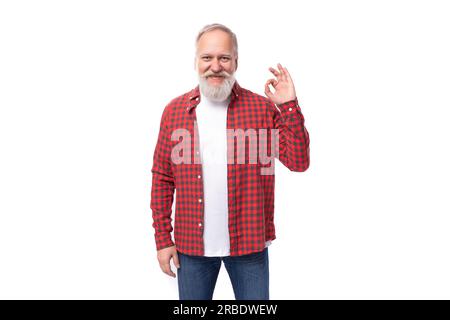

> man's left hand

[{"left": 264, "top": 63, "right": 297, "bottom": 105}]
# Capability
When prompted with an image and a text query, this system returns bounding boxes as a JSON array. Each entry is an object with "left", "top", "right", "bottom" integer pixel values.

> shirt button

[
  {"left": 196, "top": 151, "right": 200, "bottom": 155},
  {"left": 197, "top": 175, "right": 201, "bottom": 179},
  {"left": 198, "top": 198, "right": 202, "bottom": 203},
  {"left": 198, "top": 223, "right": 202, "bottom": 227},
  {"left": 288, "top": 107, "right": 293, "bottom": 111}
]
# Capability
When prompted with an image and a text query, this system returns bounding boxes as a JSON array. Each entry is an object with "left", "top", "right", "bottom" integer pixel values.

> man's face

[{"left": 195, "top": 29, "right": 238, "bottom": 87}]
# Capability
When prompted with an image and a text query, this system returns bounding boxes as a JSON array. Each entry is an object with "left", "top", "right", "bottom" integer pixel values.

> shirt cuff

[
  {"left": 155, "top": 233, "right": 175, "bottom": 251},
  {"left": 275, "top": 98, "right": 301, "bottom": 114}
]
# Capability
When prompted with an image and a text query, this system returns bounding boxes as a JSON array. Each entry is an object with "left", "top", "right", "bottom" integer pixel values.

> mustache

[{"left": 202, "top": 70, "right": 232, "bottom": 78}]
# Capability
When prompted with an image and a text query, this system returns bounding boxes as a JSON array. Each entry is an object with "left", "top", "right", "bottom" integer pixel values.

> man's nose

[{"left": 210, "top": 59, "right": 222, "bottom": 73}]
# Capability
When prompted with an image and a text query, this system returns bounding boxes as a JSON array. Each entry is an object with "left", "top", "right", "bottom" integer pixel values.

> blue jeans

[{"left": 177, "top": 248, "right": 269, "bottom": 300}]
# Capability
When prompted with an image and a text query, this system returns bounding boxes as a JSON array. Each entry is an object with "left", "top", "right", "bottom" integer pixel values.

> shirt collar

[{"left": 187, "top": 81, "right": 242, "bottom": 112}]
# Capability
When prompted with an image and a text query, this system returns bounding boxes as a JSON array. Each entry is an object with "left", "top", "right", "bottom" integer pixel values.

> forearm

[
  {"left": 274, "top": 98, "right": 310, "bottom": 172},
  {"left": 151, "top": 169, "right": 175, "bottom": 250}
]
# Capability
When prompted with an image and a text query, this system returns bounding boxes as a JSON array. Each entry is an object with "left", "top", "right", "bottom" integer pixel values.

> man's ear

[{"left": 235, "top": 57, "right": 238, "bottom": 72}]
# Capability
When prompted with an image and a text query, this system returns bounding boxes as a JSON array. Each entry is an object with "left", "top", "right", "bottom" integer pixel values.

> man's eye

[
  {"left": 203, "top": 57, "right": 211, "bottom": 61},
  {"left": 221, "top": 57, "right": 230, "bottom": 61}
]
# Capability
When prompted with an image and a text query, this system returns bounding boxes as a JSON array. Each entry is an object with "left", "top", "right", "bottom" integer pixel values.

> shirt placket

[
  {"left": 227, "top": 94, "right": 238, "bottom": 256},
  {"left": 188, "top": 97, "right": 206, "bottom": 255}
]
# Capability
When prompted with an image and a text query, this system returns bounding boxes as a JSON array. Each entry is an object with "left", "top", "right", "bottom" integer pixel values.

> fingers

[
  {"left": 267, "top": 78, "right": 278, "bottom": 87},
  {"left": 157, "top": 246, "right": 179, "bottom": 278},
  {"left": 264, "top": 79, "right": 277, "bottom": 99},
  {"left": 277, "top": 63, "right": 287, "bottom": 81},
  {"left": 269, "top": 63, "right": 291, "bottom": 83},
  {"left": 160, "top": 261, "right": 176, "bottom": 278},
  {"left": 269, "top": 67, "right": 281, "bottom": 79},
  {"left": 173, "top": 251, "right": 180, "bottom": 269},
  {"left": 282, "top": 65, "right": 293, "bottom": 83}
]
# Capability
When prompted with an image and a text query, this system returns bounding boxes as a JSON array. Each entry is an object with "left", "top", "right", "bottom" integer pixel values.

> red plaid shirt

[{"left": 151, "top": 81, "right": 309, "bottom": 256}]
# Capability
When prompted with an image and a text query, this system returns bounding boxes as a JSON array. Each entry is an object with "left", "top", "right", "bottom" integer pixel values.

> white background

[{"left": 1, "top": 0, "right": 449, "bottom": 299}]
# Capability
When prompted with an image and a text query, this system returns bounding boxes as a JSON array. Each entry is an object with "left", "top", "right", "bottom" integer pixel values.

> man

[{"left": 151, "top": 23, "right": 310, "bottom": 300}]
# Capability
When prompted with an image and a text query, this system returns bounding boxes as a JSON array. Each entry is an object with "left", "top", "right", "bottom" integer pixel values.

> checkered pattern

[{"left": 151, "top": 81, "right": 309, "bottom": 256}]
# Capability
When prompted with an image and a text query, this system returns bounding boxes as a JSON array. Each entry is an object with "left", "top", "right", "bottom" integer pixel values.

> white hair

[
  {"left": 195, "top": 23, "right": 238, "bottom": 58},
  {"left": 198, "top": 71, "right": 236, "bottom": 102}
]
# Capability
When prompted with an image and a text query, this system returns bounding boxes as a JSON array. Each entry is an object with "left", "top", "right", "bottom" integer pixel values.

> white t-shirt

[{"left": 196, "top": 92, "right": 271, "bottom": 257}]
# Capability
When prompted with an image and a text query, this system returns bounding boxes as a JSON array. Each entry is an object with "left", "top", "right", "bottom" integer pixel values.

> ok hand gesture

[{"left": 264, "top": 63, "right": 297, "bottom": 105}]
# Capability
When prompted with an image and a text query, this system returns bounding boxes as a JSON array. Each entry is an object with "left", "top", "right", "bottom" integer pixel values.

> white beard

[{"left": 198, "top": 73, "right": 236, "bottom": 102}]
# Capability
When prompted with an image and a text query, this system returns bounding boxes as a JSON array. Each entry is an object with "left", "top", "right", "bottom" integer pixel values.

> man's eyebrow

[{"left": 200, "top": 53, "right": 232, "bottom": 57}]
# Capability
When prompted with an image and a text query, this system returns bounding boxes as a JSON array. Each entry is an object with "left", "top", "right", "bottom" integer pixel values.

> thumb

[
  {"left": 173, "top": 251, "right": 181, "bottom": 269},
  {"left": 264, "top": 79, "right": 276, "bottom": 100}
]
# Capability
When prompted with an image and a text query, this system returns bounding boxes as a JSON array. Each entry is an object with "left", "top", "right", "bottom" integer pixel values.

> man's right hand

[{"left": 157, "top": 245, "right": 180, "bottom": 278}]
